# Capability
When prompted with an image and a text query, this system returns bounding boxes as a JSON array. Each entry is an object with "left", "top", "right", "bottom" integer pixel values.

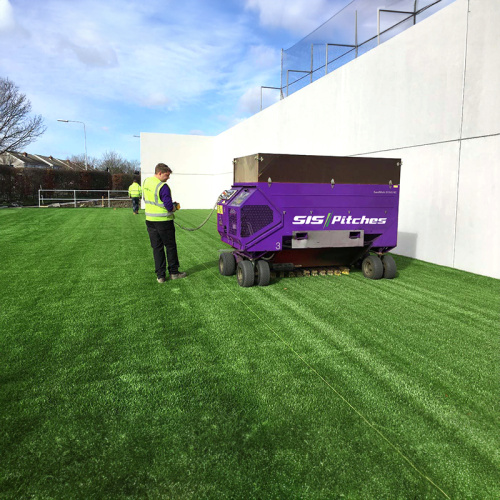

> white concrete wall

[
  {"left": 140, "top": 0, "right": 500, "bottom": 279},
  {"left": 454, "top": 135, "right": 500, "bottom": 276},
  {"left": 140, "top": 132, "right": 218, "bottom": 209}
]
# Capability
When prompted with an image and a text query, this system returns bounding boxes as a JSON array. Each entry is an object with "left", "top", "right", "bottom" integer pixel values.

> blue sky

[{"left": 0, "top": 0, "right": 352, "bottom": 163}]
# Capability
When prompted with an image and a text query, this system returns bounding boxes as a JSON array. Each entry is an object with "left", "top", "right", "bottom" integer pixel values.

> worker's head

[
  {"left": 155, "top": 163, "right": 172, "bottom": 182},
  {"left": 155, "top": 163, "right": 172, "bottom": 175}
]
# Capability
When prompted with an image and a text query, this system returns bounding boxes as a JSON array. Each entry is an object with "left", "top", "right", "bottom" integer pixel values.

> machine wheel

[
  {"left": 255, "top": 260, "right": 270, "bottom": 286},
  {"left": 219, "top": 252, "right": 236, "bottom": 276},
  {"left": 237, "top": 260, "right": 255, "bottom": 287},
  {"left": 362, "top": 255, "right": 384, "bottom": 280},
  {"left": 354, "top": 251, "right": 370, "bottom": 269},
  {"left": 382, "top": 254, "right": 397, "bottom": 279}
]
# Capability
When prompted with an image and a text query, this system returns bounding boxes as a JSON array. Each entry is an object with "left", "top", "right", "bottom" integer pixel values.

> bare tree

[
  {"left": 97, "top": 150, "right": 139, "bottom": 174},
  {"left": 124, "top": 158, "right": 140, "bottom": 174},
  {"left": 68, "top": 154, "right": 98, "bottom": 170},
  {"left": 0, "top": 77, "right": 46, "bottom": 155}
]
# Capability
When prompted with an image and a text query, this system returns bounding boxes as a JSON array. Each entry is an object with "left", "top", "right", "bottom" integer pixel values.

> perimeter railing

[{"left": 38, "top": 189, "right": 129, "bottom": 208}]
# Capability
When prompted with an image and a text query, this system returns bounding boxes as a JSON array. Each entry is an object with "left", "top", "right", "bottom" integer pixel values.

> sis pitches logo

[{"left": 292, "top": 214, "right": 387, "bottom": 227}]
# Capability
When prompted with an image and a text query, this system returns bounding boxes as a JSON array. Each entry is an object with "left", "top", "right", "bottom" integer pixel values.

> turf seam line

[{"left": 200, "top": 258, "right": 451, "bottom": 499}]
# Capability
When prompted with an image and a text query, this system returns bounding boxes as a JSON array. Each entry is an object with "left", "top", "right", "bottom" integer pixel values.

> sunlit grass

[{"left": 1, "top": 208, "right": 498, "bottom": 499}]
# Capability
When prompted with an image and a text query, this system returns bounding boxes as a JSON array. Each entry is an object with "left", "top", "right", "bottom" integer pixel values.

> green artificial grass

[{"left": 0, "top": 208, "right": 499, "bottom": 499}]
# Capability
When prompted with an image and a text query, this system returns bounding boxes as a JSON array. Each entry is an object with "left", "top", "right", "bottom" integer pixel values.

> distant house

[{"left": 0, "top": 151, "right": 85, "bottom": 170}]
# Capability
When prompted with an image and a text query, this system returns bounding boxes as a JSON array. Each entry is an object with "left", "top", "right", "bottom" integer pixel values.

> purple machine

[{"left": 217, "top": 153, "right": 401, "bottom": 287}]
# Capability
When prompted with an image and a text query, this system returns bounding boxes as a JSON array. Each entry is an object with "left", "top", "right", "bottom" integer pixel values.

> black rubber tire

[
  {"left": 237, "top": 260, "right": 255, "bottom": 287},
  {"left": 362, "top": 255, "right": 384, "bottom": 280},
  {"left": 255, "top": 260, "right": 270, "bottom": 286},
  {"left": 354, "top": 252, "right": 369, "bottom": 269},
  {"left": 219, "top": 252, "right": 236, "bottom": 276},
  {"left": 382, "top": 254, "right": 397, "bottom": 279}
]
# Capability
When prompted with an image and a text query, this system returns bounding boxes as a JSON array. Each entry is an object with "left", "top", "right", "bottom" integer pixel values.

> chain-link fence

[{"left": 265, "top": 0, "right": 456, "bottom": 103}]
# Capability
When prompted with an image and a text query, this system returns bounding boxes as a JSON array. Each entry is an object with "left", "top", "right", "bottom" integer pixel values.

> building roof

[
  {"left": 6, "top": 151, "right": 49, "bottom": 167},
  {"left": 1, "top": 151, "right": 86, "bottom": 170}
]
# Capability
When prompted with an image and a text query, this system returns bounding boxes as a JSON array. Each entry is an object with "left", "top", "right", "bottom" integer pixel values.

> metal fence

[
  {"left": 261, "top": 0, "right": 456, "bottom": 107},
  {"left": 38, "top": 189, "right": 129, "bottom": 208}
]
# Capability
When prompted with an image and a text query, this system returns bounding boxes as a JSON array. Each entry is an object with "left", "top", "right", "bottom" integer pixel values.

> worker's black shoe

[
  {"left": 157, "top": 277, "right": 166, "bottom": 283},
  {"left": 170, "top": 272, "right": 187, "bottom": 280}
]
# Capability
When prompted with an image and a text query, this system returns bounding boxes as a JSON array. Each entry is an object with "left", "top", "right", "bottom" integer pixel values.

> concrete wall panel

[
  {"left": 462, "top": 0, "right": 500, "bottom": 139},
  {"left": 454, "top": 135, "right": 500, "bottom": 278},
  {"left": 335, "top": 0, "right": 467, "bottom": 154},
  {"left": 360, "top": 142, "right": 460, "bottom": 267},
  {"left": 141, "top": 133, "right": 215, "bottom": 209}
]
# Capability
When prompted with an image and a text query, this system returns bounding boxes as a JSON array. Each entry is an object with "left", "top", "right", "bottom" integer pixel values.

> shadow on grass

[
  {"left": 271, "top": 253, "right": 414, "bottom": 283},
  {"left": 185, "top": 260, "right": 219, "bottom": 276},
  {"left": 184, "top": 254, "right": 414, "bottom": 283}
]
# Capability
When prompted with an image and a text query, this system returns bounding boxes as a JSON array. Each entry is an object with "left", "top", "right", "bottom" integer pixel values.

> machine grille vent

[
  {"left": 241, "top": 205, "right": 273, "bottom": 237},
  {"left": 229, "top": 210, "right": 238, "bottom": 235}
]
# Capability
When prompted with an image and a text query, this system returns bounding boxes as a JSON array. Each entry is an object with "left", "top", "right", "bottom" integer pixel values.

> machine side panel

[
  {"left": 292, "top": 230, "right": 365, "bottom": 248},
  {"left": 231, "top": 182, "right": 399, "bottom": 254}
]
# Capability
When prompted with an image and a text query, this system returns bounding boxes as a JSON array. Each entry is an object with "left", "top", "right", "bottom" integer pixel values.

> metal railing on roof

[{"left": 260, "top": 0, "right": 456, "bottom": 109}]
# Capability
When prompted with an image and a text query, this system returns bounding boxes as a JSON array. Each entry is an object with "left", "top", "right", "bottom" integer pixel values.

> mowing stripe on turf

[{"left": 184, "top": 243, "right": 450, "bottom": 499}]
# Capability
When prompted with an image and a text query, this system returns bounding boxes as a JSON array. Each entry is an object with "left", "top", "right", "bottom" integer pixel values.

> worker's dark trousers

[
  {"left": 146, "top": 220, "right": 180, "bottom": 278},
  {"left": 132, "top": 197, "right": 140, "bottom": 213}
]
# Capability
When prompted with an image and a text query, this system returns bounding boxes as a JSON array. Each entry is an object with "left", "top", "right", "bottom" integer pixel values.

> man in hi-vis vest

[
  {"left": 128, "top": 178, "right": 142, "bottom": 214},
  {"left": 143, "top": 163, "right": 187, "bottom": 283}
]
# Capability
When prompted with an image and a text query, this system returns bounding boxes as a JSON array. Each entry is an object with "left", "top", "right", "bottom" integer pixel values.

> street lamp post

[{"left": 57, "top": 119, "right": 88, "bottom": 170}]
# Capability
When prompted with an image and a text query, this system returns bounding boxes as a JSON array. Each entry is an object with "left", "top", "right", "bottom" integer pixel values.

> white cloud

[
  {"left": 244, "top": 0, "right": 348, "bottom": 36},
  {"left": 248, "top": 45, "right": 280, "bottom": 70},
  {"left": 140, "top": 92, "right": 172, "bottom": 109},
  {"left": 61, "top": 38, "right": 119, "bottom": 68},
  {"left": 238, "top": 84, "right": 281, "bottom": 115},
  {"left": 0, "top": 0, "right": 312, "bottom": 151},
  {"left": 217, "top": 40, "right": 281, "bottom": 104},
  {"left": 238, "top": 86, "right": 261, "bottom": 114},
  {"left": 0, "top": 0, "right": 28, "bottom": 37},
  {"left": 0, "top": 0, "right": 255, "bottom": 112},
  {"left": 0, "top": 0, "right": 14, "bottom": 31}
]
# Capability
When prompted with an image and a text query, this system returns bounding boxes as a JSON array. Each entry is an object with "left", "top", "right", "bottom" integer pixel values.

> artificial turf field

[{"left": 0, "top": 208, "right": 498, "bottom": 499}]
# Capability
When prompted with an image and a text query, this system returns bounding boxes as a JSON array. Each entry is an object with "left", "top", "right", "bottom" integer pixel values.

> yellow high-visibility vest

[
  {"left": 143, "top": 176, "right": 174, "bottom": 221},
  {"left": 128, "top": 182, "right": 142, "bottom": 197}
]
